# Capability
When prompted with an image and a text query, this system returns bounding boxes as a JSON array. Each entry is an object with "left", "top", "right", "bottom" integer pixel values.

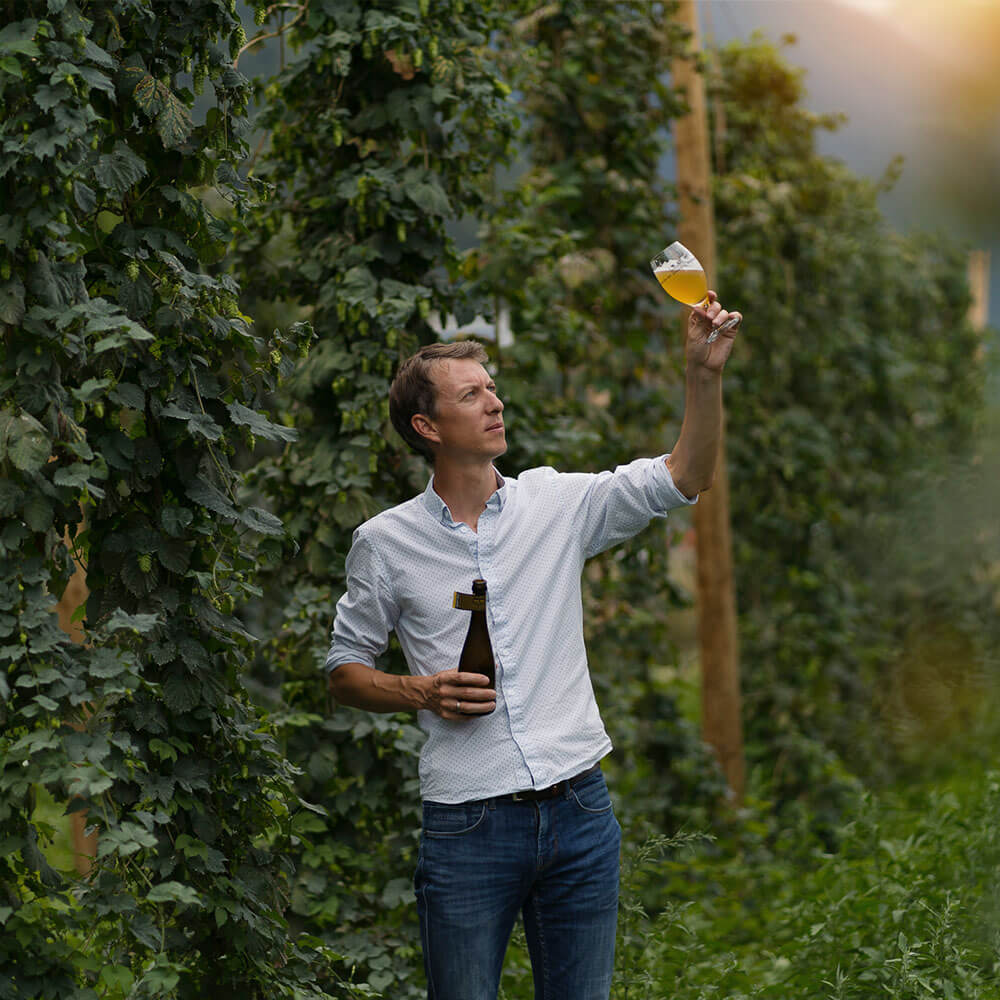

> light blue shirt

[{"left": 325, "top": 456, "right": 696, "bottom": 803}]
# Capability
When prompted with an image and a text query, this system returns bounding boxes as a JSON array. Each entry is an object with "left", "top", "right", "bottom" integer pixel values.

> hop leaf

[
  {"left": 155, "top": 91, "right": 194, "bottom": 149},
  {"left": 95, "top": 142, "right": 147, "bottom": 198},
  {"left": 4, "top": 412, "right": 51, "bottom": 474},
  {"left": 146, "top": 881, "right": 201, "bottom": 906},
  {"left": 120, "top": 67, "right": 194, "bottom": 149}
]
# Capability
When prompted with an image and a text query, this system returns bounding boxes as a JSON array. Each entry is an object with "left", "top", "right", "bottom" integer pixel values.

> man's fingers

[
  {"left": 454, "top": 671, "right": 493, "bottom": 686},
  {"left": 458, "top": 699, "right": 496, "bottom": 715},
  {"left": 453, "top": 686, "right": 497, "bottom": 704},
  {"left": 433, "top": 670, "right": 496, "bottom": 717},
  {"left": 440, "top": 692, "right": 497, "bottom": 718},
  {"left": 452, "top": 678, "right": 496, "bottom": 702}
]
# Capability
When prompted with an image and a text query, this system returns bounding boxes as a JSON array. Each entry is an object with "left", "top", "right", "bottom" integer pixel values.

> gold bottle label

[{"left": 453, "top": 592, "right": 486, "bottom": 611}]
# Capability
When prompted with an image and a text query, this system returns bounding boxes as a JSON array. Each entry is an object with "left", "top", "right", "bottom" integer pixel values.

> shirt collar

[{"left": 423, "top": 468, "right": 507, "bottom": 527}]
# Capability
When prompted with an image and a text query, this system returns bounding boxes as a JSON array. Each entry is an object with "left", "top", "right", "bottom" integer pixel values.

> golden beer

[{"left": 654, "top": 266, "right": 709, "bottom": 307}]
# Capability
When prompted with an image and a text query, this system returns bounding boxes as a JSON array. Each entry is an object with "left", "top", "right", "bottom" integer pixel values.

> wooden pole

[
  {"left": 672, "top": 0, "right": 745, "bottom": 803},
  {"left": 55, "top": 530, "right": 97, "bottom": 875},
  {"left": 967, "top": 250, "right": 990, "bottom": 332}
]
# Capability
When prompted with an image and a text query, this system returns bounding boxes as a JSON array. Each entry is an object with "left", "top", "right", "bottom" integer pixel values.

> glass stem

[{"left": 707, "top": 314, "right": 740, "bottom": 344}]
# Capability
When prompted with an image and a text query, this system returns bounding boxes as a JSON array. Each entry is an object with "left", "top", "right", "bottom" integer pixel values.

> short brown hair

[{"left": 389, "top": 341, "right": 489, "bottom": 460}]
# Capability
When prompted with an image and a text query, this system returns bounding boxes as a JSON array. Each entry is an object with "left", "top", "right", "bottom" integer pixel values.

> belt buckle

[
  {"left": 510, "top": 778, "right": 568, "bottom": 802},
  {"left": 511, "top": 787, "right": 545, "bottom": 802}
]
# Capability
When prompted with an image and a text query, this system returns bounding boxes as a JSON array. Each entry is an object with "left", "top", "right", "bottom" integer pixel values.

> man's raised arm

[{"left": 666, "top": 290, "right": 741, "bottom": 500}]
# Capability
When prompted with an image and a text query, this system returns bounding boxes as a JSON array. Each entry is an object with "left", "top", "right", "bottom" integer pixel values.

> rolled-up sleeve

[
  {"left": 648, "top": 454, "right": 699, "bottom": 512},
  {"left": 324, "top": 530, "right": 399, "bottom": 673},
  {"left": 578, "top": 454, "right": 697, "bottom": 559}
]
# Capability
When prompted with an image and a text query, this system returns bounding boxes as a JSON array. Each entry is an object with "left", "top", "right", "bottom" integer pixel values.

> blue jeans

[{"left": 414, "top": 766, "right": 621, "bottom": 1000}]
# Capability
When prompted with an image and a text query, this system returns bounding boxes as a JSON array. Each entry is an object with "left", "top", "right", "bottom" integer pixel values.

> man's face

[{"left": 414, "top": 359, "right": 507, "bottom": 463}]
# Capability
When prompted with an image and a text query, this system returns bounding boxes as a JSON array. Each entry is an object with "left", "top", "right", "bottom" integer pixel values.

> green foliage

[
  {"left": 608, "top": 768, "right": 1000, "bottom": 999},
  {"left": 236, "top": 0, "right": 515, "bottom": 993},
  {"left": 0, "top": 2, "right": 327, "bottom": 996},
  {"left": 711, "top": 35, "right": 990, "bottom": 801}
]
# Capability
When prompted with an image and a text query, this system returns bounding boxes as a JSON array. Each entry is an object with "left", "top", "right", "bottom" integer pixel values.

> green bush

[
  {"left": 0, "top": 2, "right": 326, "bottom": 995},
  {"left": 619, "top": 767, "right": 1000, "bottom": 999}
]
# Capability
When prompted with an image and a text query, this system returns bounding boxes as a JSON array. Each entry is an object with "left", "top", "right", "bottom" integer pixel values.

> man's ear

[{"left": 411, "top": 413, "right": 439, "bottom": 448}]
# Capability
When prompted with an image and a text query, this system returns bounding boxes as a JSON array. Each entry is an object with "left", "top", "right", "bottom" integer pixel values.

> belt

[{"left": 502, "top": 763, "right": 601, "bottom": 803}]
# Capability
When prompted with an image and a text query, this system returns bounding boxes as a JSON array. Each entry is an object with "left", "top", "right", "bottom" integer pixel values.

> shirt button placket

[{"left": 477, "top": 509, "right": 532, "bottom": 782}]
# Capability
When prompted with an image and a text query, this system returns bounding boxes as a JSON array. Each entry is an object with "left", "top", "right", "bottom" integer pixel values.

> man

[{"left": 325, "top": 291, "right": 740, "bottom": 999}]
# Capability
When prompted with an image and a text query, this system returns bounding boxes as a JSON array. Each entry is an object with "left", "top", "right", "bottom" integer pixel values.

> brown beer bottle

[{"left": 454, "top": 579, "right": 496, "bottom": 699}]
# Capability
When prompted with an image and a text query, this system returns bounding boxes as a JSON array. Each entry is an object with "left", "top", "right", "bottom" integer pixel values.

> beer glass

[{"left": 650, "top": 241, "right": 740, "bottom": 343}]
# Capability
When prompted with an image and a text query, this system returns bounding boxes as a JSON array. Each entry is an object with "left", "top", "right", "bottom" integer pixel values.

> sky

[{"left": 830, "top": 0, "right": 1000, "bottom": 79}]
